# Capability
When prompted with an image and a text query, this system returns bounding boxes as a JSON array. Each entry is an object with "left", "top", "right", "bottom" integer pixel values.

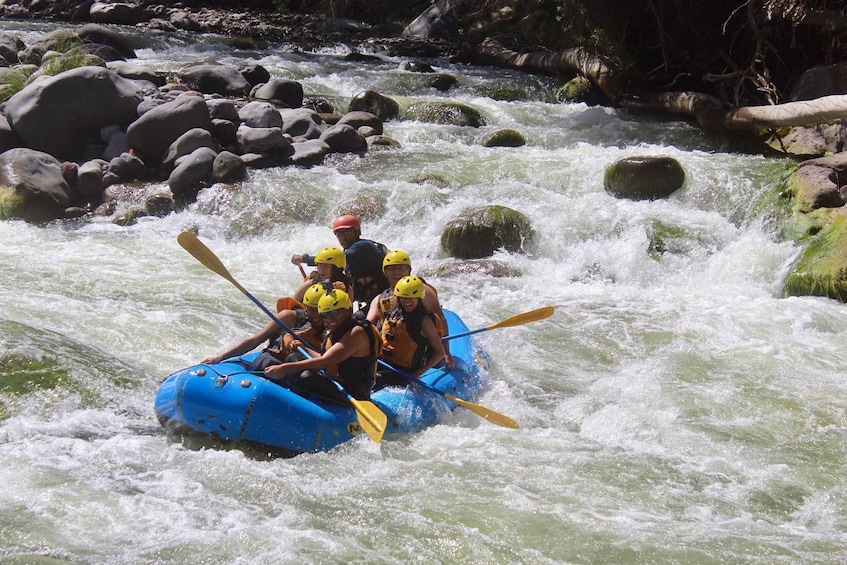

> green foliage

[{"left": 0, "top": 36, "right": 93, "bottom": 102}]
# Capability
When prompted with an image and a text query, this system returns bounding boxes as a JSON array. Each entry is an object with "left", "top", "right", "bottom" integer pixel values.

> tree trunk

[{"left": 462, "top": 38, "right": 847, "bottom": 135}]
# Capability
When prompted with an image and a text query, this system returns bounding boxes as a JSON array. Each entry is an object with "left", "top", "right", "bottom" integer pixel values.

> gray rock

[
  {"left": 126, "top": 95, "right": 213, "bottom": 165},
  {"left": 168, "top": 147, "right": 217, "bottom": 195},
  {"left": 319, "top": 123, "right": 367, "bottom": 153},
  {"left": 251, "top": 78, "right": 303, "bottom": 108},
  {"left": 238, "top": 101, "right": 283, "bottom": 128},
  {"left": 211, "top": 151, "right": 246, "bottom": 182},
  {"left": 4, "top": 66, "right": 143, "bottom": 160},
  {"left": 0, "top": 148, "right": 70, "bottom": 221},
  {"left": 279, "top": 108, "right": 325, "bottom": 139},
  {"left": 236, "top": 124, "right": 288, "bottom": 153},
  {"left": 177, "top": 63, "right": 251, "bottom": 96},
  {"left": 162, "top": 128, "right": 220, "bottom": 172}
]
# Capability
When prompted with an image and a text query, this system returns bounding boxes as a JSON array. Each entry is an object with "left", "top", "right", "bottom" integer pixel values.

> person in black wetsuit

[{"left": 291, "top": 214, "right": 389, "bottom": 309}]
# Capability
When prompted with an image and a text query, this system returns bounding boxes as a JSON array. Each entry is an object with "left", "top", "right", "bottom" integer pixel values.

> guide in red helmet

[{"left": 291, "top": 214, "right": 389, "bottom": 307}]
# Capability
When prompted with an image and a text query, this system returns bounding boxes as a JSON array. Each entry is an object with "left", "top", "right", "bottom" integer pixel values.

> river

[{"left": 1, "top": 20, "right": 846, "bottom": 565}]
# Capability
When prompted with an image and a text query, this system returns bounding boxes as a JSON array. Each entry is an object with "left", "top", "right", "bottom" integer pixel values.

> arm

[
  {"left": 366, "top": 293, "right": 382, "bottom": 324},
  {"left": 423, "top": 291, "right": 453, "bottom": 368},
  {"left": 264, "top": 326, "right": 369, "bottom": 379},
  {"left": 291, "top": 253, "right": 316, "bottom": 267},
  {"left": 411, "top": 317, "right": 446, "bottom": 378},
  {"left": 201, "top": 318, "right": 280, "bottom": 364}
]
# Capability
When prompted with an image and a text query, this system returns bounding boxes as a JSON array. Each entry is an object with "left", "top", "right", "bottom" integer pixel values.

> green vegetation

[{"left": 0, "top": 37, "right": 98, "bottom": 102}]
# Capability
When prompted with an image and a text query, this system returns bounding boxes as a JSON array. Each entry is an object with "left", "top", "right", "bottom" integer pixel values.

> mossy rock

[
  {"left": 646, "top": 220, "right": 689, "bottom": 258},
  {"left": 441, "top": 205, "right": 535, "bottom": 259},
  {"left": 403, "top": 101, "right": 486, "bottom": 127},
  {"left": 0, "top": 185, "right": 27, "bottom": 221},
  {"left": 784, "top": 212, "right": 847, "bottom": 302},
  {"left": 556, "top": 76, "right": 604, "bottom": 105},
  {"left": 0, "top": 185, "right": 64, "bottom": 223},
  {"left": 429, "top": 259, "right": 522, "bottom": 278},
  {"left": 429, "top": 73, "right": 458, "bottom": 91},
  {"left": 604, "top": 156, "right": 685, "bottom": 200},
  {"left": 348, "top": 90, "right": 399, "bottom": 121},
  {"left": 482, "top": 129, "right": 526, "bottom": 148}
]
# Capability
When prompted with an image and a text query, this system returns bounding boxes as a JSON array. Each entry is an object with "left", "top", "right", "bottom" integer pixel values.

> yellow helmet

[
  {"left": 382, "top": 249, "right": 411, "bottom": 272},
  {"left": 302, "top": 283, "right": 326, "bottom": 308},
  {"left": 315, "top": 246, "right": 346, "bottom": 269},
  {"left": 318, "top": 289, "right": 352, "bottom": 314},
  {"left": 394, "top": 276, "right": 425, "bottom": 299}
]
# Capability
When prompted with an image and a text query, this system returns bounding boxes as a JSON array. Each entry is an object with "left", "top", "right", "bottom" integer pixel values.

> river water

[{"left": 1, "top": 21, "right": 846, "bottom": 565}]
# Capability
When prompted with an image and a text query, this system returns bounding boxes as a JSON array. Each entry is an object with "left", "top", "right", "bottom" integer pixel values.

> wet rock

[
  {"left": 604, "top": 156, "right": 685, "bottom": 200},
  {"left": 441, "top": 205, "right": 535, "bottom": 259}
]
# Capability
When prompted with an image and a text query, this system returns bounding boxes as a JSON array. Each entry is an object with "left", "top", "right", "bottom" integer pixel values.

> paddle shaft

[{"left": 442, "top": 306, "right": 555, "bottom": 342}]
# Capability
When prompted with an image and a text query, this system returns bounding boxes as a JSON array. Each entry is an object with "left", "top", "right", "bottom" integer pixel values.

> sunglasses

[
  {"left": 321, "top": 310, "right": 342, "bottom": 319},
  {"left": 334, "top": 228, "right": 356, "bottom": 236}
]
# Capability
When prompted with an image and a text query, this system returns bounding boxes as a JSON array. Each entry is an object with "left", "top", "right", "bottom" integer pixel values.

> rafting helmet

[
  {"left": 315, "top": 246, "right": 346, "bottom": 269},
  {"left": 332, "top": 214, "right": 360, "bottom": 233},
  {"left": 302, "top": 284, "right": 326, "bottom": 308},
  {"left": 318, "top": 289, "right": 353, "bottom": 314},
  {"left": 382, "top": 250, "right": 412, "bottom": 272},
  {"left": 394, "top": 276, "right": 425, "bottom": 300}
]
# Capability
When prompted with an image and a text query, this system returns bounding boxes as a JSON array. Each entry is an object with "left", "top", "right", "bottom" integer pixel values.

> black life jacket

[{"left": 325, "top": 311, "right": 382, "bottom": 399}]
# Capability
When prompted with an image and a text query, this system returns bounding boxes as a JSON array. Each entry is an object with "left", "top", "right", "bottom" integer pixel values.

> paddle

[
  {"left": 297, "top": 263, "right": 308, "bottom": 280},
  {"left": 442, "top": 306, "right": 555, "bottom": 342},
  {"left": 377, "top": 359, "right": 519, "bottom": 429},
  {"left": 177, "top": 231, "right": 387, "bottom": 442}
]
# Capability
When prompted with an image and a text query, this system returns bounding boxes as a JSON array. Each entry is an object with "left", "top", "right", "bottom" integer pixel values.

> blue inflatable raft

[{"left": 154, "top": 310, "right": 489, "bottom": 454}]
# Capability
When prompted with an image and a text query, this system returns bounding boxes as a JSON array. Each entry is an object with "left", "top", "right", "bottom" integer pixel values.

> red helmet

[{"left": 331, "top": 214, "right": 360, "bottom": 233}]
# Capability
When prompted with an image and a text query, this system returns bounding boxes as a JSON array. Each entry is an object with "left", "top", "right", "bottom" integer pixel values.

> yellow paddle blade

[
  {"left": 486, "top": 306, "right": 555, "bottom": 331},
  {"left": 445, "top": 393, "right": 519, "bottom": 429},
  {"left": 349, "top": 398, "right": 387, "bottom": 442},
  {"left": 177, "top": 231, "right": 248, "bottom": 294}
]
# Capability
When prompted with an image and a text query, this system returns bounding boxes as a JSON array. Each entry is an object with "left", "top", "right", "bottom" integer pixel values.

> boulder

[
  {"left": 404, "top": 101, "right": 486, "bottom": 127},
  {"left": 348, "top": 90, "right": 399, "bottom": 122},
  {"left": 280, "top": 108, "right": 326, "bottom": 140},
  {"left": 106, "top": 60, "right": 165, "bottom": 86},
  {"left": 162, "top": 128, "right": 220, "bottom": 172},
  {"left": 604, "top": 156, "right": 686, "bottom": 200},
  {"left": 0, "top": 148, "right": 70, "bottom": 221},
  {"left": 211, "top": 151, "right": 246, "bottom": 183},
  {"left": 784, "top": 212, "right": 847, "bottom": 302},
  {"left": 482, "top": 129, "right": 526, "bottom": 148},
  {"left": 89, "top": 2, "right": 148, "bottom": 25},
  {"left": 126, "top": 95, "right": 213, "bottom": 165},
  {"left": 787, "top": 153, "right": 847, "bottom": 213},
  {"left": 337, "top": 111, "right": 383, "bottom": 135},
  {"left": 176, "top": 63, "right": 251, "bottom": 96},
  {"left": 168, "top": 146, "right": 217, "bottom": 195},
  {"left": 289, "top": 139, "right": 331, "bottom": 167},
  {"left": 238, "top": 101, "right": 283, "bottom": 128},
  {"left": 251, "top": 78, "right": 304, "bottom": 108},
  {"left": 76, "top": 23, "right": 137, "bottom": 59},
  {"left": 4, "top": 66, "right": 143, "bottom": 160},
  {"left": 236, "top": 124, "right": 288, "bottom": 153},
  {"left": 0, "top": 116, "right": 22, "bottom": 154},
  {"left": 440, "top": 205, "right": 535, "bottom": 259},
  {"left": 0, "top": 30, "right": 23, "bottom": 65},
  {"left": 403, "top": 0, "right": 461, "bottom": 40},
  {"left": 319, "top": 124, "right": 367, "bottom": 153}
]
